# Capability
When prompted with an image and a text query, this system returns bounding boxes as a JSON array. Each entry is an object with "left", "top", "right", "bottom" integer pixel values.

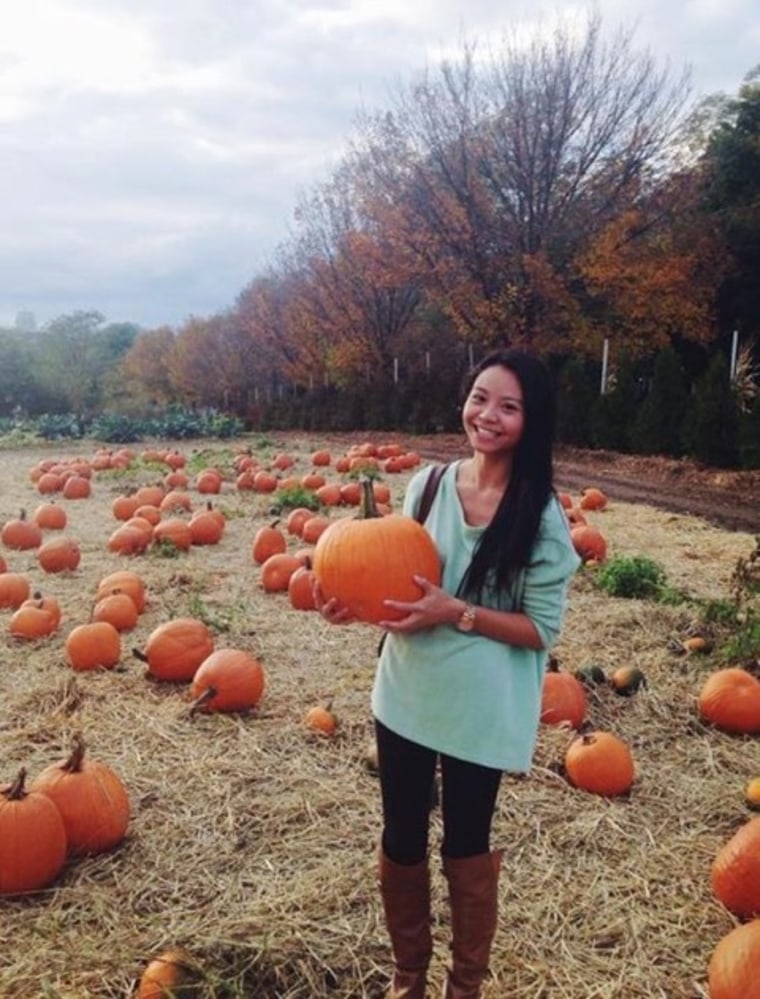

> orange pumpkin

[
  {"left": 698, "top": 668, "right": 760, "bottom": 735},
  {"left": 62, "top": 474, "right": 91, "bottom": 499},
  {"left": 137, "top": 948, "right": 200, "bottom": 999},
  {"left": 564, "top": 731, "right": 635, "bottom": 797},
  {"left": 570, "top": 524, "right": 607, "bottom": 563},
  {"left": 97, "top": 570, "right": 146, "bottom": 613},
  {"left": 33, "top": 501, "right": 68, "bottom": 530},
  {"left": 137, "top": 617, "right": 215, "bottom": 683},
  {"left": 92, "top": 591, "right": 139, "bottom": 632},
  {"left": 540, "top": 661, "right": 587, "bottom": 729},
  {"left": 304, "top": 703, "right": 337, "bottom": 736},
  {"left": 0, "top": 768, "right": 68, "bottom": 895},
  {"left": 746, "top": 777, "right": 760, "bottom": 811},
  {"left": 107, "top": 524, "right": 152, "bottom": 555},
  {"left": 65, "top": 621, "right": 121, "bottom": 672},
  {"left": 288, "top": 560, "right": 317, "bottom": 611},
  {"left": 286, "top": 507, "right": 315, "bottom": 537},
  {"left": 189, "top": 648, "right": 265, "bottom": 713},
  {"left": 9, "top": 599, "right": 59, "bottom": 640},
  {"left": 153, "top": 517, "right": 193, "bottom": 552},
  {"left": 0, "top": 572, "right": 31, "bottom": 609},
  {"left": 711, "top": 816, "right": 760, "bottom": 919},
  {"left": 708, "top": 920, "right": 760, "bottom": 999},
  {"left": 260, "top": 553, "right": 303, "bottom": 593},
  {"left": 30, "top": 734, "right": 130, "bottom": 857},
  {"left": 188, "top": 504, "right": 225, "bottom": 546},
  {"left": 1, "top": 510, "right": 42, "bottom": 550},
  {"left": 252, "top": 521, "right": 286, "bottom": 564},
  {"left": 37, "top": 537, "right": 81, "bottom": 574},
  {"left": 579, "top": 487, "right": 608, "bottom": 511},
  {"left": 195, "top": 468, "right": 223, "bottom": 494},
  {"left": 312, "top": 479, "right": 441, "bottom": 625},
  {"left": 300, "top": 515, "right": 332, "bottom": 545}
]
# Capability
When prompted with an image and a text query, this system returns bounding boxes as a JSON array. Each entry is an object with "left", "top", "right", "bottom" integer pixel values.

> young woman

[{"left": 319, "top": 349, "right": 580, "bottom": 998}]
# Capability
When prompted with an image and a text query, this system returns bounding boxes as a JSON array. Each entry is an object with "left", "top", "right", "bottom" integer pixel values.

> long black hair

[{"left": 457, "top": 348, "right": 557, "bottom": 602}]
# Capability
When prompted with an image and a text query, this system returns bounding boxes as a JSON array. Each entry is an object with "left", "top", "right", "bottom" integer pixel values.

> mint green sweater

[{"left": 371, "top": 462, "right": 580, "bottom": 772}]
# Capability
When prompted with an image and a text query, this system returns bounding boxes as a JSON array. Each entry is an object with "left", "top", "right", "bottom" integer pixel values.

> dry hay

[{"left": 0, "top": 437, "right": 758, "bottom": 998}]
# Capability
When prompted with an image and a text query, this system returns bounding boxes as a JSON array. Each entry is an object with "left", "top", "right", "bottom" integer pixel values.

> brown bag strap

[{"left": 415, "top": 462, "right": 449, "bottom": 524}]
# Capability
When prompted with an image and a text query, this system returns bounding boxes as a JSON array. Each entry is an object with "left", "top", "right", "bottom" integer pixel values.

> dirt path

[{"left": 312, "top": 433, "right": 760, "bottom": 534}]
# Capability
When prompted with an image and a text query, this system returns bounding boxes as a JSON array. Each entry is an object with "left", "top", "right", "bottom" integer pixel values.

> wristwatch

[{"left": 456, "top": 602, "right": 477, "bottom": 632}]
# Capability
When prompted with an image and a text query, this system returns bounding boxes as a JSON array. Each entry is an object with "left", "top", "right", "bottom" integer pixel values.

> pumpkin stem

[
  {"left": 187, "top": 686, "right": 216, "bottom": 718},
  {"left": 133, "top": 648, "right": 149, "bottom": 663},
  {"left": 357, "top": 477, "right": 381, "bottom": 521},
  {"left": 4, "top": 767, "right": 28, "bottom": 800},
  {"left": 62, "top": 732, "right": 87, "bottom": 773}
]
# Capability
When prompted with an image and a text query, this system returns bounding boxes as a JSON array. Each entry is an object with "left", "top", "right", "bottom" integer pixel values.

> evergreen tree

[
  {"left": 630, "top": 348, "right": 689, "bottom": 456},
  {"left": 556, "top": 358, "right": 596, "bottom": 447},
  {"left": 681, "top": 353, "right": 740, "bottom": 466},
  {"left": 589, "top": 353, "right": 641, "bottom": 451}
]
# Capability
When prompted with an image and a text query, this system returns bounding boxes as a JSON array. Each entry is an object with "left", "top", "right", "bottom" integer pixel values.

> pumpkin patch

[{"left": 0, "top": 434, "right": 757, "bottom": 997}]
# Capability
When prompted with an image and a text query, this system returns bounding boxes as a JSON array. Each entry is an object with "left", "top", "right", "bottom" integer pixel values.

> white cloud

[{"left": 0, "top": 0, "right": 758, "bottom": 330}]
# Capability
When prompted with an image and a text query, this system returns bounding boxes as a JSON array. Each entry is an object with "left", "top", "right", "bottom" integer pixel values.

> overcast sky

[{"left": 1, "top": 1, "right": 758, "bottom": 332}]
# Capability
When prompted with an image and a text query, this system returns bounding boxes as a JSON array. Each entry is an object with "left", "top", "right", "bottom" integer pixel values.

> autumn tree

[
  {"left": 116, "top": 326, "right": 177, "bottom": 411},
  {"left": 352, "top": 12, "right": 692, "bottom": 351}
]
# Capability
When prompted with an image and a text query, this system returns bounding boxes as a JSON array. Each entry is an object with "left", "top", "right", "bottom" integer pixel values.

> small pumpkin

[
  {"left": 579, "top": 487, "right": 608, "bottom": 511},
  {"left": 304, "top": 703, "right": 337, "bottom": 736},
  {"left": 698, "top": 668, "right": 760, "bottom": 735},
  {"left": 252, "top": 521, "right": 286, "bottom": 564},
  {"left": 136, "top": 617, "right": 215, "bottom": 683},
  {"left": 189, "top": 648, "right": 266, "bottom": 714},
  {"left": 540, "top": 660, "right": 587, "bottom": 729},
  {"left": 65, "top": 621, "right": 121, "bottom": 672},
  {"left": 92, "top": 591, "right": 139, "bottom": 632},
  {"left": 746, "top": 777, "right": 760, "bottom": 811},
  {"left": 188, "top": 503, "right": 225, "bottom": 546},
  {"left": 312, "top": 478, "right": 441, "bottom": 625},
  {"left": 711, "top": 816, "right": 760, "bottom": 919},
  {"left": 33, "top": 501, "right": 68, "bottom": 530},
  {"left": 97, "top": 570, "right": 147, "bottom": 613},
  {"left": 564, "top": 730, "right": 635, "bottom": 797},
  {"left": 107, "top": 523, "right": 152, "bottom": 555},
  {"left": 301, "top": 514, "right": 332, "bottom": 545},
  {"left": 286, "top": 507, "right": 316, "bottom": 537},
  {"left": 1, "top": 510, "right": 42, "bottom": 550},
  {"left": 37, "top": 537, "right": 81, "bottom": 574},
  {"left": 153, "top": 517, "right": 193, "bottom": 551},
  {"left": 288, "top": 559, "right": 317, "bottom": 611},
  {"left": 570, "top": 524, "right": 607, "bottom": 563},
  {"left": 9, "top": 599, "right": 59, "bottom": 640},
  {"left": 609, "top": 666, "right": 647, "bottom": 697},
  {"left": 260, "top": 552, "right": 304, "bottom": 593},
  {"left": 708, "top": 919, "right": 760, "bottom": 999},
  {"left": 573, "top": 664, "right": 607, "bottom": 687},
  {"left": 137, "top": 947, "right": 200, "bottom": 999},
  {"left": 30, "top": 733, "right": 130, "bottom": 857},
  {"left": 0, "top": 572, "right": 32, "bottom": 610},
  {"left": 61, "top": 474, "right": 91, "bottom": 499},
  {"left": 0, "top": 767, "right": 68, "bottom": 895}
]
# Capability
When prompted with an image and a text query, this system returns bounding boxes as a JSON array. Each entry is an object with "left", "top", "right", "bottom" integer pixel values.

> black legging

[{"left": 375, "top": 718, "right": 502, "bottom": 865}]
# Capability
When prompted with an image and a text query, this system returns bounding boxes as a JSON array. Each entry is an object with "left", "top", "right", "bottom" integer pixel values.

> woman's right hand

[{"left": 313, "top": 580, "right": 355, "bottom": 624}]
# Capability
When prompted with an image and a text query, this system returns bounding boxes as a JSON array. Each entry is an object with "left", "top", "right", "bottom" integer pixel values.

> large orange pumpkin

[
  {"left": 711, "top": 816, "right": 760, "bottom": 919},
  {"left": 30, "top": 734, "right": 130, "bottom": 857},
  {"left": 65, "top": 621, "right": 121, "bottom": 672},
  {"left": 708, "top": 919, "right": 760, "bottom": 999},
  {"left": 189, "top": 648, "right": 265, "bottom": 713},
  {"left": 564, "top": 731, "right": 635, "bottom": 797},
  {"left": 137, "top": 617, "right": 215, "bottom": 682},
  {"left": 698, "top": 668, "right": 760, "bottom": 735},
  {"left": 37, "top": 537, "right": 81, "bottom": 573},
  {"left": 312, "top": 479, "right": 441, "bottom": 624},
  {"left": 0, "top": 768, "right": 68, "bottom": 894}
]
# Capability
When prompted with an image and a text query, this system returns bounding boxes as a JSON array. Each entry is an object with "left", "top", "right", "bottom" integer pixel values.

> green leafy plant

[
  {"left": 268, "top": 486, "right": 320, "bottom": 514},
  {"left": 595, "top": 554, "right": 666, "bottom": 599}
]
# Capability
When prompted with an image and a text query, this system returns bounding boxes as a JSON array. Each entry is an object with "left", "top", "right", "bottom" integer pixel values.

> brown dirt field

[{"left": 0, "top": 433, "right": 758, "bottom": 999}]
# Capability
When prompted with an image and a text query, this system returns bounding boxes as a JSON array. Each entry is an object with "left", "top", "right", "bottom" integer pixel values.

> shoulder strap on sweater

[{"left": 415, "top": 462, "right": 449, "bottom": 524}]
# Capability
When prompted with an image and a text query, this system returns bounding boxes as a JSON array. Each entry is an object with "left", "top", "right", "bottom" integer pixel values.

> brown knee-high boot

[
  {"left": 441, "top": 851, "right": 502, "bottom": 999},
  {"left": 378, "top": 849, "right": 433, "bottom": 999}
]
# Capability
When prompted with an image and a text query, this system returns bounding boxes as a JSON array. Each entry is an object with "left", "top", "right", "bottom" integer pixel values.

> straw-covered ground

[{"left": 0, "top": 433, "right": 758, "bottom": 998}]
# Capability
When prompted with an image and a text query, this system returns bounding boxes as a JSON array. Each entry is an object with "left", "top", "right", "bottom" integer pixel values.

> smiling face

[{"left": 462, "top": 363, "right": 525, "bottom": 458}]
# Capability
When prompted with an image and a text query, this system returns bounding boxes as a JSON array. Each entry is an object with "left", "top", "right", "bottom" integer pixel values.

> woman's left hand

[{"left": 379, "top": 576, "right": 458, "bottom": 633}]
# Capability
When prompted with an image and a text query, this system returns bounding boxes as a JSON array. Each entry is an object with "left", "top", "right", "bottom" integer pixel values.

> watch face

[{"left": 458, "top": 606, "right": 476, "bottom": 632}]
